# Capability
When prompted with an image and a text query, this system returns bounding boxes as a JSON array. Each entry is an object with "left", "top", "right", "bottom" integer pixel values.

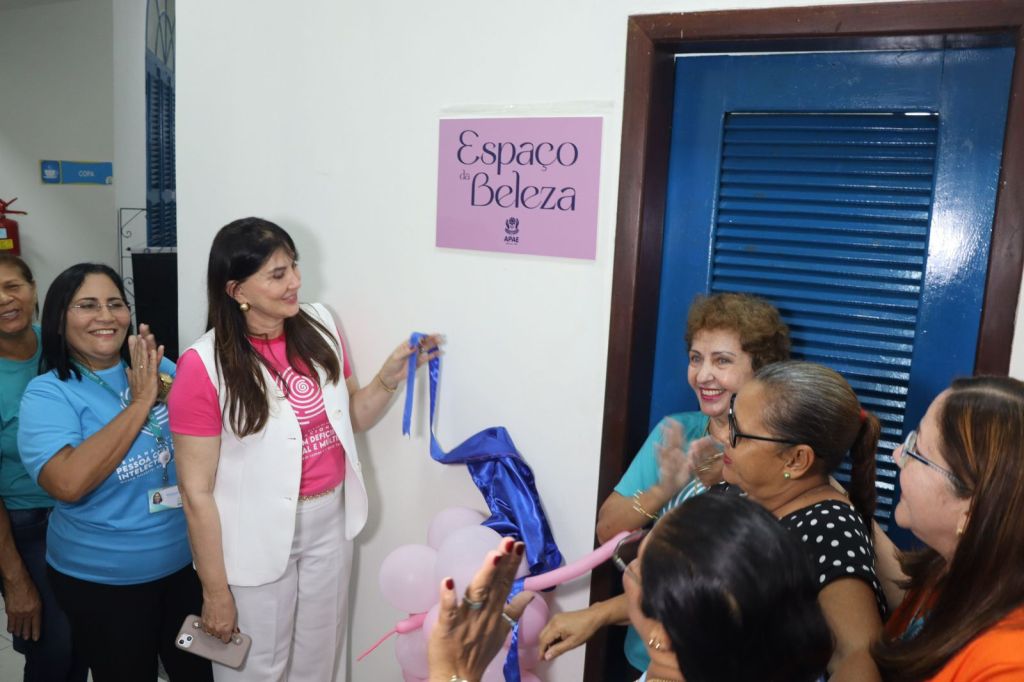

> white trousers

[{"left": 214, "top": 487, "right": 352, "bottom": 682}]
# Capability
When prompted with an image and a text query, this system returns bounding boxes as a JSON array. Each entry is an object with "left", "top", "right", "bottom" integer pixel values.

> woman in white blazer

[{"left": 169, "top": 217, "right": 439, "bottom": 681}]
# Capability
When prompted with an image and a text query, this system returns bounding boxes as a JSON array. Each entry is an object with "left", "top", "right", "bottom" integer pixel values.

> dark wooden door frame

[{"left": 588, "top": 1, "right": 1024, "bottom": 678}]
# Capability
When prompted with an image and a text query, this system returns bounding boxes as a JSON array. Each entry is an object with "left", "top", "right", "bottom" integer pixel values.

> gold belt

[{"left": 298, "top": 486, "right": 338, "bottom": 502}]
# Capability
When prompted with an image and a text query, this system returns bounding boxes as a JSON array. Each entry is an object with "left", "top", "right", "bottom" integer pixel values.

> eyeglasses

[
  {"left": 611, "top": 528, "right": 647, "bottom": 583},
  {"left": 895, "top": 430, "right": 963, "bottom": 487},
  {"left": 69, "top": 300, "right": 130, "bottom": 316},
  {"left": 728, "top": 394, "right": 801, "bottom": 449}
]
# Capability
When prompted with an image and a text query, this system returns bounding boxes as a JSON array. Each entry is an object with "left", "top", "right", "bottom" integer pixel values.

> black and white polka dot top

[{"left": 779, "top": 500, "right": 888, "bottom": 617}]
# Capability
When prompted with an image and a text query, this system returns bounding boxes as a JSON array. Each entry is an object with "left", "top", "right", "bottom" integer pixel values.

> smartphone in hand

[{"left": 175, "top": 615, "right": 252, "bottom": 669}]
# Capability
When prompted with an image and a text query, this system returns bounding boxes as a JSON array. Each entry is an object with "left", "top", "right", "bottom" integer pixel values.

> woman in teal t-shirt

[
  {"left": 591, "top": 292, "right": 791, "bottom": 673},
  {"left": 0, "top": 254, "right": 86, "bottom": 682}
]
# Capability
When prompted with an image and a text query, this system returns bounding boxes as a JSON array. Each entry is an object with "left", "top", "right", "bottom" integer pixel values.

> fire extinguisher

[{"left": 0, "top": 198, "right": 25, "bottom": 256}]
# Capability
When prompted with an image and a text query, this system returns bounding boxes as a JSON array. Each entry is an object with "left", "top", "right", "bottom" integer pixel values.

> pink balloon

[
  {"left": 481, "top": 653, "right": 507, "bottom": 682},
  {"left": 379, "top": 544, "right": 439, "bottom": 614},
  {"left": 503, "top": 595, "right": 549, "bottom": 648},
  {"left": 427, "top": 507, "right": 488, "bottom": 549},
  {"left": 482, "top": 650, "right": 541, "bottom": 681},
  {"left": 434, "top": 525, "right": 502, "bottom": 595},
  {"left": 395, "top": 628, "right": 429, "bottom": 679},
  {"left": 524, "top": 530, "right": 630, "bottom": 592},
  {"left": 422, "top": 602, "right": 441, "bottom": 641},
  {"left": 518, "top": 644, "right": 541, "bottom": 671}
]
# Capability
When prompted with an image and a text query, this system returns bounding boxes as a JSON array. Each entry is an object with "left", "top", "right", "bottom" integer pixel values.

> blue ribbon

[{"left": 401, "top": 332, "right": 564, "bottom": 681}]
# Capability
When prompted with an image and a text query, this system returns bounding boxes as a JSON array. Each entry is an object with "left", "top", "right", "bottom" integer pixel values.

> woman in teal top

[
  {"left": 592, "top": 292, "right": 791, "bottom": 673},
  {"left": 0, "top": 254, "right": 85, "bottom": 682},
  {"left": 18, "top": 263, "right": 211, "bottom": 682}
]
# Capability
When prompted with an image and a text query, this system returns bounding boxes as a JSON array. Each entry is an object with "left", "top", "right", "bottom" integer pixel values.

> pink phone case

[{"left": 175, "top": 615, "right": 252, "bottom": 669}]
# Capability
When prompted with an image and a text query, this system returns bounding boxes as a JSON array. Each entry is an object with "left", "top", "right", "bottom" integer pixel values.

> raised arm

[
  {"left": 348, "top": 334, "right": 442, "bottom": 433},
  {"left": 596, "top": 418, "right": 693, "bottom": 543},
  {"left": 37, "top": 336, "right": 163, "bottom": 502},
  {"left": 174, "top": 433, "right": 237, "bottom": 642}
]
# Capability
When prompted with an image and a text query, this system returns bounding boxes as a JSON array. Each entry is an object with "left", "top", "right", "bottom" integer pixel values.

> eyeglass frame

[
  {"left": 728, "top": 394, "right": 802, "bottom": 449},
  {"left": 68, "top": 300, "right": 131, "bottom": 315},
  {"left": 896, "top": 430, "right": 964, "bottom": 489},
  {"left": 611, "top": 528, "right": 647, "bottom": 583}
]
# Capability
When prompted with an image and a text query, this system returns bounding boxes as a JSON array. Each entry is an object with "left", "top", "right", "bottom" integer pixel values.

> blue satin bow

[{"left": 402, "top": 332, "right": 564, "bottom": 681}]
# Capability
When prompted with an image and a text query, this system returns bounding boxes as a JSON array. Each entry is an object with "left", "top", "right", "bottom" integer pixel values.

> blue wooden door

[{"left": 650, "top": 48, "right": 1014, "bottom": 539}]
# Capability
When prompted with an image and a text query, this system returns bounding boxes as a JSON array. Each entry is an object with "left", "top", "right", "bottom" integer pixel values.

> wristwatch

[{"left": 157, "top": 372, "right": 173, "bottom": 403}]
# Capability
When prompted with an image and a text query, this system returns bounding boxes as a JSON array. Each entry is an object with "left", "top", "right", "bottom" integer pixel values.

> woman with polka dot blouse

[
  {"left": 722, "top": 361, "right": 885, "bottom": 681},
  {"left": 541, "top": 360, "right": 885, "bottom": 680}
]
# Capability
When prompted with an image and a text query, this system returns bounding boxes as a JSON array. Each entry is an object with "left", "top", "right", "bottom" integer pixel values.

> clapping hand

[{"left": 655, "top": 418, "right": 694, "bottom": 497}]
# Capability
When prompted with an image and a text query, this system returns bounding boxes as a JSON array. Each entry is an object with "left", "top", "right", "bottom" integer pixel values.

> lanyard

[{"left": 76, "top": 362, "right": 172, "bottom": 484}]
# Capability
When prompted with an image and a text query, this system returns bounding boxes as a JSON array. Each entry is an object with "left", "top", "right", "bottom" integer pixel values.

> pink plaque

[{"left": 436, "top": 117, "right": 602, "bottom": 260}]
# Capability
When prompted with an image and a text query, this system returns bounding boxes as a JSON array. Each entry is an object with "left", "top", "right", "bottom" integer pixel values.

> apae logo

[{"left": 504, "top": 217, "right": 520, "bottom": 245}]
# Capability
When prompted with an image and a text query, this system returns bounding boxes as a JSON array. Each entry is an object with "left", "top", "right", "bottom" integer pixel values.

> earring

[
  {"left": 239, "top": 302, "right": 250, "bottom": 313},
  {"left": 783, "top": 471, "right": 791, "bottom": 480},
  {"left": 647, "top": 636, "right": 662, "bottom": 651}
]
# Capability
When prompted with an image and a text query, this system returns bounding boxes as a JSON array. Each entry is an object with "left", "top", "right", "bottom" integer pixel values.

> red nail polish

[
  {"left": 503, "top": 538, "right": 515, "bottom": 553},
  {"left": 444, "top": 577, "right": 454, "bottom": 590},
  {"left": 515, "top": 543, "right": 525, "bottom": 556},
  {"left": 493, "top": 554, "right": 502, "bottom": 566}
]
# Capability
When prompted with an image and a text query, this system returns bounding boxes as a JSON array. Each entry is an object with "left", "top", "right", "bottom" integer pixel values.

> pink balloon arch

[{"left": 360, "top": 505, "right": 629, "bottom": 680}]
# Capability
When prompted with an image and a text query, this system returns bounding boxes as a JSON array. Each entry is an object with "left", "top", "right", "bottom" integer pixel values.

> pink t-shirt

[{"left": 168, "top": 332, "right": 352, "bottom": 496}]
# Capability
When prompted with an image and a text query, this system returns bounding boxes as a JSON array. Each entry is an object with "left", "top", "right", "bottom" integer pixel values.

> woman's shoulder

[
  {"left": 20, "top": 369, "right": 76, "bottom": 411},
  {"left": 780, "top": 499, "right": 872, "bottom": 546},
  {"left": 934, "top": 608, "right": 1024, "bottom": 680}
]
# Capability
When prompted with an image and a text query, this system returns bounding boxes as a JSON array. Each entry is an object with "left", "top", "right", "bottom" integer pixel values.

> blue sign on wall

[
  {"left": 40, "top": 161, "right": 112, "bottom": 185},
  {"left": 40, "top": 160, "right": 60, "bottom": 184}
]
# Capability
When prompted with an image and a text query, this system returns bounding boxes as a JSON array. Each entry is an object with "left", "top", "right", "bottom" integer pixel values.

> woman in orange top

[{"left": 873, "top": 376, "right": 1024, "bottom": 680}]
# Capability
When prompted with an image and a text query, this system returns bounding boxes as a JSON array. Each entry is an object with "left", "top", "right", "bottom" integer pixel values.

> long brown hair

[
  {"left": 873, "top": 376, "right": 1024, "bottom": 681},
  {"left": 206, "top": 218, "right": 340, "bottom": 437},
  {"left": 755, "top": 361, "right": 880, "bottom": 526}
]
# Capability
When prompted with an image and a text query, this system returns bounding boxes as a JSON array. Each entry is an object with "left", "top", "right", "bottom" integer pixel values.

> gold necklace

[{"left": 770, "top": 482, "right": 835, "bottom": 517}]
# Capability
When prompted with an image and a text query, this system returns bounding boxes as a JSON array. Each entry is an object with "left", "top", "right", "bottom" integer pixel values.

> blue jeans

[{"left": 4, "top": 507, "right": 87, "bottom": 682}]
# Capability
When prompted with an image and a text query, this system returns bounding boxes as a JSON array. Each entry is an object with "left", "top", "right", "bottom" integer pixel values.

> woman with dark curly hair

[{"left": 622, "top": 494, "right": 832, "bottom": 682}]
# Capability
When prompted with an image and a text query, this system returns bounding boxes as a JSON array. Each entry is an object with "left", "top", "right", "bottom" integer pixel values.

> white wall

[
  {"left": 112, "top": 0, "right": 147, "bottom": 249},
  {"left": 174, "top": 1, "right": 1016, "bottom": 680},
  {"left": 0, "top": 0, "right": 116, "bottom": 296}
]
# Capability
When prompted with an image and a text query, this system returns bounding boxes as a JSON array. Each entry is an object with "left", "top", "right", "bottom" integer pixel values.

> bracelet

[
  {"left": 631, "top": 491, "right": 658, "bottom": 521},
  {"left": 376, "top": 373, "right": 398, "bottom": 393},
  {"left": 448, "top": 676, "right": 469, "bottom": 682}
]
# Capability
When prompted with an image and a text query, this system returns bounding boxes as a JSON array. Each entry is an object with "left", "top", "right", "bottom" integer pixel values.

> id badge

[{"left": 148, "top": 485, "right": 183, "bottom": 513}]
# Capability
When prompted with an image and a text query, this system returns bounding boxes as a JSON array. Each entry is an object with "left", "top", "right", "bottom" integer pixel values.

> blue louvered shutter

[
  {"left": 709, "top": 112, "right": 938, "bottom": 525},
  {"left": 145, "top": 25, "right": 175, "bottom": 247}
]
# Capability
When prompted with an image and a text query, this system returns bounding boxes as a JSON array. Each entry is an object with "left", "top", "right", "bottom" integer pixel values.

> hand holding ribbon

[{"left": 377, "top": 334, "right": 443, "bottom": 393}]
